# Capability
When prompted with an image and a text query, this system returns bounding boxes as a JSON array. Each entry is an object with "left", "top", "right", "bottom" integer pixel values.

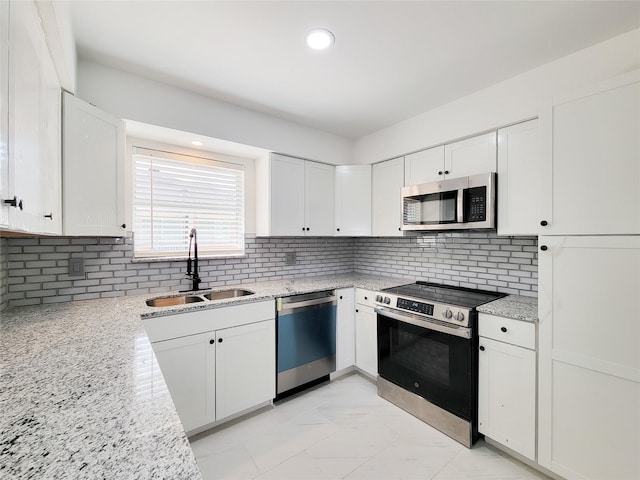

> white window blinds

[{"left": 132, "top": 147, "right": 245, "bottom": 258}]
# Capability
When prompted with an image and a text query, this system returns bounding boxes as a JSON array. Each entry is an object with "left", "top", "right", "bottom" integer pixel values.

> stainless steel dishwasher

[{"left": 276, "top": 290, "right": 337, "bottom": 397}]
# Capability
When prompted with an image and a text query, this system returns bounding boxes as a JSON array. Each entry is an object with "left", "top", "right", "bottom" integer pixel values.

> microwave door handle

[{"left": 457, "top": 189, "right": 465, "bottom": 223}]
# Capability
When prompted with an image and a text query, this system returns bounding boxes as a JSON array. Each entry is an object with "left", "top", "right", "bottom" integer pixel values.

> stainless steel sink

[
  {"left": 203, "top": 289, "right": 254, "bottom": 300},
  {"left": 146, "top": 295, "right": 205, "bottom": 307}
]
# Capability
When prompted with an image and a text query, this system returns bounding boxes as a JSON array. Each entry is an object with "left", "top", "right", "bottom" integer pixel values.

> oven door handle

[{"left": 375, "top": 307, "right": 472, "bottom": 339}]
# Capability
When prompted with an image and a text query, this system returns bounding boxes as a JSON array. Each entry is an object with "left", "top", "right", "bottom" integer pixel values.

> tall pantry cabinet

[{"left": 537, "top": 71, "right": 639, "bottom": 480}]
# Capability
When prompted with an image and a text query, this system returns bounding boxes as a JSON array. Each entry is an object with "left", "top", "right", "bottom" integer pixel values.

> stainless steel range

[{"left": 374, "top": 282, "right": 505, "bottom": 447}]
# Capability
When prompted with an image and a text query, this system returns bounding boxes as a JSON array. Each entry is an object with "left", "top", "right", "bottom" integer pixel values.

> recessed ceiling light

[
  {"left": 306, "top": 29, "right": 335, "bottom": 50},
  {"left": 191, "top": 141, "right": 203, "bottom": 146}
]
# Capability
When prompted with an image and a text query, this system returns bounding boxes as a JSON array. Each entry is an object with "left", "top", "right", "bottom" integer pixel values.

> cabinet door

[
  {"left": 270, "top": 153, "right": 305, "bottom": 236},
  {"left": 63, "top": 93, "right": 125, "bottom": 236},
  {"left": 0, "top": 0, "right": 8, "bottom": 227},
  {"left": 538, "top": 235, "right": 640, "bottom": 479},
  {"left": 478, "top": 336, "right": 536, "bottom": 461},
  {"left": 497, "top": 119, "right": 540, "bottom": 236},
  {"left": 38, "top": 40, "right": 61, "bottom": 234},
  {"left": 444, "top": 131, "right": 496, "bottom": 179},
  {"left": 215, "top": 319, "right": 275, "bottom": 420},
  {"left": 372, "top": 157, "right": 404, "bottom": 237},
  {"left": 335, "top": 165, "right": 371, "bottom": 236},
  {"left": 305, "top": 160, "right": 334, "bottom": 236},
  {"left": 355, "top": 304, "right": 377, "bottom": 377},
  {"left": 152, "top": 331, "right": 216, "bottom": 432},
  {"left": 404, "top": 145, "right": 445, "bottom": 185},
  {"left": 540, "top": 71, "right": 640, "bottom": 235},
  {"left": 335, "top": 288, "right": 355, "bottom": 371},
  {"left": 8, "top": 0, "right": 43, "bottom": 232}
]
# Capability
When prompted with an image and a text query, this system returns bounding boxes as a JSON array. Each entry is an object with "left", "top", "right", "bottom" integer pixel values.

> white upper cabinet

[
  {"left": 0, "top": 0, "right": 9, "bottom": 228},
  {"left": 497, "top": 119, "right": 540, "bottom": 236},
  {"left": 335, "top": 165, "right": 371, "bottom": 236},
  {"left": 304, "top": 159, "right": 335, "bottom": 236},
  {"left": 255, "top": 153, "right": 335, "bottom": 236},
  {"left": 404, "top": 145, "right": 445, "bottom": 185},
  {"left": 2, "top": 0, "right": 61, "bottom": 234},
  {"left": 372, "top": 156, "right": 404, "bottom": 236},
  {"left": 63, "top": 92, "right": 126, "bottom": 236},
  {"left": 540, "top": 71, "right": 640, "bottom": 235},
  {"left": 444, "top": 131, "right": 497, "bottom": 179},
  {"left": 404, "top": 132, "right": 496, "bottom": 186}
]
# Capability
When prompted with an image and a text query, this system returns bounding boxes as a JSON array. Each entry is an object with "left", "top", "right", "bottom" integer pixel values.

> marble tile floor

[{"left": 189, "top": 374, "right": 550, "bottom": 480}]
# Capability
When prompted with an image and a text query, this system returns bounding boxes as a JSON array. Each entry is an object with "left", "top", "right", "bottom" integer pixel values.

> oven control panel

[
  {"left": 396, "top": 298, "right": 434, "bottom": 316},
  {"left": 375, "top": 292, "right": 472, "bottom": 328}
]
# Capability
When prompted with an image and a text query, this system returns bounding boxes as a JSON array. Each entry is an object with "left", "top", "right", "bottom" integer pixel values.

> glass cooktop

[{"left": 381, "top": 282, "right": 506, "bottom": 309}]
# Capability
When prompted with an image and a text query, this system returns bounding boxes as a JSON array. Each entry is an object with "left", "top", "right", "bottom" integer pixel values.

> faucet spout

[{"left": 185, "top": 228, "right": 201, "bottom": 291}]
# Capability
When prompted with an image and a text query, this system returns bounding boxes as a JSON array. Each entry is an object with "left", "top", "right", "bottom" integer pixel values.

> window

[{"left": 132, "top": 147, "right": 245, "bottom": 258}]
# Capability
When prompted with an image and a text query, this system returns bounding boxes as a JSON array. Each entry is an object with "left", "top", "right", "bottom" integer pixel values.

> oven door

[{"left": 376, "top": 307, "right": 476, "bottom": 421}]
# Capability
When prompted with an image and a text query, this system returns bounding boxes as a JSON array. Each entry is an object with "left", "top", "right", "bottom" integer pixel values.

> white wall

[
  {"left": 77, "top": 60, "right": 353, "bottom": 165},
  {"left": 354, "top": 29, "right": 640, "bottom": 164}
]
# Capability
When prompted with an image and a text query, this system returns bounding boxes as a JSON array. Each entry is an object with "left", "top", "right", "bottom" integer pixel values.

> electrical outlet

[
  {"left": 285, "top": 252, "right": 296, "bottom": 265},
  {"left": 69, "top": 258, "right": 85, "bottom": 277}
]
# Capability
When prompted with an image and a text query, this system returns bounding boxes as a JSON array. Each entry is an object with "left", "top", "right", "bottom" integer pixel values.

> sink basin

[
  {"left": 146, "top": 295, "right": 205, "bottom": 307},
  {"left": 204, "top": 289, "right": 254, "bottom": 301}
]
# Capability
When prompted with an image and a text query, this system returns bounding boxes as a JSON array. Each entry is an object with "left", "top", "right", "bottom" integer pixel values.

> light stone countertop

[
  {"left": 0, "top": 273, "right": 407, "bottom": 479},
  {"left": 476, "top": 294, "right": 538, "bottom": 322}
]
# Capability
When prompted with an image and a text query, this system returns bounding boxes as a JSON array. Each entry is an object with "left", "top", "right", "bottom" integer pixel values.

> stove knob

[
  {"left": 375, "top": 295, "right": 383, "bottom": 303},
  {"left": 454, "top": 312, "right": 465, "bottom": 322},
  {"left": 384, "top": 297, "right": 391, "bottom": 305},
  {"left": 442, "top": 309, "right": 453, "bottom": 319}
]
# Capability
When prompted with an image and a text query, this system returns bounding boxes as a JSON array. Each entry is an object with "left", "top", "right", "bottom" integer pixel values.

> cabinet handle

[
  {"left": 209, "top": 339, "right": 215, "bottom": 345},
  {"left": 444, "top": 170, "right": 450, "bottom": 175},
  {"left": 398, "top": 227, "right": 401, "bottom": 231},
  {"left": 302, "top": 227, "right": 305, "bottom": 232},
  {"left": 44, "top": 213, "right": 53, "bottom": 220},
  {"left": 3, "top": 196, "right": 18, "bottom": 208},
  {"left": 500, "top": 327, "right": 507, "bottom": 333},
  {"left": 364, "top": 296, "right": 368, "bottom": 300},
  {"left": 355, "top": 309, "right": 359, "bottom": 313},
  {"left": 339, "top": 296, "right": 343, "bottom": 300},
  {"left": 540, "top": 220, "right": 548, "bottom": 226},
  {"left": 479, "top": 346, "right": 485, "bottom": 351},
  {"left": 540, "top": 245, "right": 548, "bottom": 251},
  {"left": 218, "top": 338, "right": 223, "bottom": 343},
  {"left": 306, "top": 227, "right": 310, "bottom": 231},
  {"left": 336, "top": 228, "right": 340, "bottom": 232},
  {"left": 438, "top": 171, "right": 443, "bottom": 175},
  {"left": 121, "top": 223, "right": 126, "bottom": 229},
  {"left": 3, "top": 196, "right": 23, "bottom": 210}
]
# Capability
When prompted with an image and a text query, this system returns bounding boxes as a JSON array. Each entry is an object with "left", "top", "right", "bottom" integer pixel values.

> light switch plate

[
  {"left": 69, "top": 258, "right": 85, "bottom": 277},
  {"left": 285, "top": 252, "right": 296, "bottom": 265}
]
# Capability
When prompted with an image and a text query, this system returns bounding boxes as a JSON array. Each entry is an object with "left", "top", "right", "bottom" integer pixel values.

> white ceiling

[{"left": 68, "top": 1, "right": 640, "bottom": 139}]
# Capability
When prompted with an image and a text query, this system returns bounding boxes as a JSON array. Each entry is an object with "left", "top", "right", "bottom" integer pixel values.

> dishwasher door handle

[{"left": 278, "top": 295, "right": 336, "bottom": 313}]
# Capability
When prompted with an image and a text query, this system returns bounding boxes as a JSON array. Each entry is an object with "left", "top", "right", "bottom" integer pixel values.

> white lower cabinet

[
  {"left": 355, "top": 289, "right": 378, "bottom": 377},
  {"left": 144, "top": 301, "right": 276, "bottom": 434},
  {"left": 214, "top": 320, "right": 276, "bottom": 420},
  {"left": 335, "top": 288, "right": 355, "bottom": 372},
  {"left": 478, "top": 313, "right": 536, "bottom": 461},
  {"left": 538, "top": 235, "right": 640, "bottom": 479}
]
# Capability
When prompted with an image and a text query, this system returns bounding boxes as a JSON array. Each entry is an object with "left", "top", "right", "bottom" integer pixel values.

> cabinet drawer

[
  {"left": 478, "top": 313, "right": 535, "bottom": 350},
  {"left": 355, "top": 289, "right": 376, "bottom": 307}
]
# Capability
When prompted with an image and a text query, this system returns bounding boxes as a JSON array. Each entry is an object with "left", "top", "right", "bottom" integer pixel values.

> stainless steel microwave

[{"left": 401, "top": 173, "right": 496, "bottom": 231}]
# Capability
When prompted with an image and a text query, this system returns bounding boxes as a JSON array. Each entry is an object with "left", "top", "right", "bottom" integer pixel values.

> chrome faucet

[{"left": 185, "top": 228, "right": 201, "bottom": 291}]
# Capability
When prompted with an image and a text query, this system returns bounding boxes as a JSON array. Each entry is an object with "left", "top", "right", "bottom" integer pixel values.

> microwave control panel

[{"left": 465, "top": 186, "right": 487, "bottom": 222}]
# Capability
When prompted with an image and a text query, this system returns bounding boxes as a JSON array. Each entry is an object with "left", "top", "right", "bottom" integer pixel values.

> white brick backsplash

[{"left": 0, "top": 232, "right": 537, "bottom": 308}]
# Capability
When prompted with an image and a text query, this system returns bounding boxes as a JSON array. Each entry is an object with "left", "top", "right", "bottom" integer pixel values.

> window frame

[{"left": 130, "top": 145, "right": 247, "bottom": 260}]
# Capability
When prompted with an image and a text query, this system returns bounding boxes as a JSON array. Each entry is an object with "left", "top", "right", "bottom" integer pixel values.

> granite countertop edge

[
  {"left": 476, "top": 294, "right": 538, "bottom": 323},
  {"left": 0, "top": 273, "right": 407, "bottom": 479}
]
